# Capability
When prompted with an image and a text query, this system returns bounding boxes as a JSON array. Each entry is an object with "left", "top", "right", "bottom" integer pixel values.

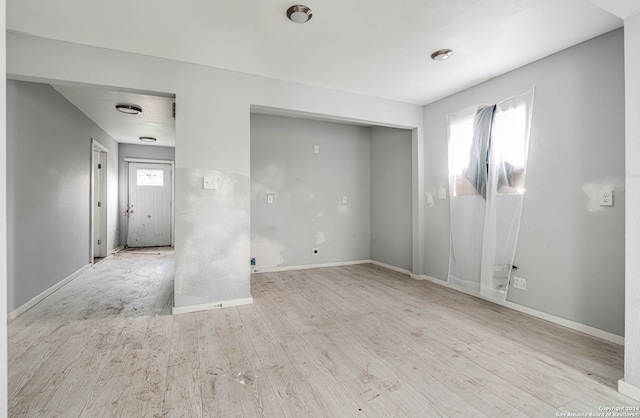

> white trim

[
  {"left": 124, "top": 158, "right": 175, "bottom": 247},
  {"left": 109, "top": 246, "right": 124, "bottom": 255},
  {"left": 93, "top": 140, "right": 109, "bottom": 153},
  {"left": 8, "top": 264, "right": 91, "bottom": 321},
  {"left": 123, "top": 157, "right": 174, "bottom": 164},
  {"left": 618, "top": 379, "right": 640, "bottom": 401},
  {"left": 172, "top": 297, "right": 254, "bottom": 315},
  {"left": 251, "top": 259, "right": 371, "bottom": 274},
  {"left": 370, "top": 260, "right": 413, "bottom": 275},
  {"left": 90, "top": 139, "right": 109, "bottom": 262},
  {"left": 411, "top": 274, "right": 625, "bottom": 346}
]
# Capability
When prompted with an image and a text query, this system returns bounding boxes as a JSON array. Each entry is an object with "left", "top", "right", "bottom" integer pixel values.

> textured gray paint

[
  {"left": 7, "top": 80, "right": 119, "bottom": 313},
  {"left": 174, "top": 168, "right": 251, "bottom": 307},
  {"left": 118, "top": 144, "right": 175, "bottom": 246},
  {"left": 370, "top": 127, "right": 413, "bottom": 271},
  {"left": 423, "top": 29, "right": 625, "bottom": 335},
  {"left": 250, "top": 114, "right": 371, "bottom": 268}
]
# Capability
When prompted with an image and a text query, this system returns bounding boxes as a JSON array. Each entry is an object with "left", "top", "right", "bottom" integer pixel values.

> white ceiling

[
  {"left": 53, "top": 85, "right": 176, "bottom": 147},
  {"left": 8, "top": 0, "right": 623, "bottom": 106}
]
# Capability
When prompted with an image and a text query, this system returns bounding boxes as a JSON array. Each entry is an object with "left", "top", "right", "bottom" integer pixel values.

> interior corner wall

[
  {"left": 7, "top": 32, "right": 424, "bottom": 311},
  {"left": 370, "top": 126, "right": 413, "bottom": 271},
  {"left": 118, "top": 144, "right": 175, "bottom": 246},
  {"left": 6, "top": 79, "right": 119, "bottom": 313},
  {"left": 422, "top": 28, "right": 625, "bottom": 335},
  {"left": 250, "top": 114, "right": 371, "bottom": 269},
  {"left": 624, "top": 11, "right": 640, "bottom": 391}
]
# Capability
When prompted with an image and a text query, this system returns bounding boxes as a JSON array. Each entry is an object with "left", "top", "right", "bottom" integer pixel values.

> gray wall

[
  {"left": 7, "top": 80, "right": 119, "bottom": 313},
  {"left": 422, "top": 29, "right": 625, "bottom": 335},
  {"left": 118, "top": 143, "right": 175, "bottom": 246},
  {"left": 250, "top": 114, "right": 371, "bottom": 269},
  {"left": 371, "top": 127, "right": 413, "bottom": 271}
]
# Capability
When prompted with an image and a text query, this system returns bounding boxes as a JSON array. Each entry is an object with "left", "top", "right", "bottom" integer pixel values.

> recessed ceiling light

[
  {"left": 431, "top": 49, "right": 453, "bottom": 61},
  {"left": 287, "top": 5, "right": 312, "bottom": 23},
  {"left": 139, "top": 136, "right": 157, "bottom": 143},
  {"left": 115, "top": 104, "right": 142, "bottom": 114}
]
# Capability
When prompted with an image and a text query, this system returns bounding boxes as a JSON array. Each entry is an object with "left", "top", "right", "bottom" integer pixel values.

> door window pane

[{"left": 137, "top": 169, "right": 163, "bottom": 186}]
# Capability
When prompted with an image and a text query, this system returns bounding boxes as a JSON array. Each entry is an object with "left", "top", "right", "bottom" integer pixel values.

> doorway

[
  {"left": 91, "top": 140, "right": 109, "bottom": 263},
  {"left": 125, "top": 160, "right": 174, "bottom": 248}
]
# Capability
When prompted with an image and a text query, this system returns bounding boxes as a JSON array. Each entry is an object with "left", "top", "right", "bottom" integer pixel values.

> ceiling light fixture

[
  {"left": 115, "top": 104, "right": 142, "bottom": 114},
  {"left": 139, "top": 136, "right": 157, "bottom": 143},
  {"left": 431, "top": 49, "right": 453, "bottom": 61},
  {"left": 287, "top": 5, "right": 312, "bottom": 23}
]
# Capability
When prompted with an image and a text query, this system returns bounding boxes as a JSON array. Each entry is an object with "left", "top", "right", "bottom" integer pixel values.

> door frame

[
  {"left": 90, "top": 139, "right": 109, "bottom": 264},
  {"left": 124, "top": 157, "right": 175, "bottom": 247}
]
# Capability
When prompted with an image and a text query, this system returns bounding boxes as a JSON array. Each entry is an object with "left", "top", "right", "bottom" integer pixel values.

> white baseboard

[
  {"left": 8, "top": 264, "right": 92, "bottom": 322},
  {"left": 172, "top": 297, "right": 254, "bottom": 315},
  {"left": 411, "top": 274, "right": 624, "bottom": 346},
  {"left": 251, "top": 259, "right": 371, "bottom": 274},
  {"left": 109, "top": 246, "right": 124, "bottom": 255},
  {"left": 370, "top": 260, "right": 413, "bottom": 276},
  {"left": 619, "top": 379, "right": 640, "bottom": 401}
]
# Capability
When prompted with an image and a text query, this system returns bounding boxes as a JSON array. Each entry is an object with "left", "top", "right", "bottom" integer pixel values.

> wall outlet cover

[
  {"left": 203, "top": 176, "right": 217, "bottom": 190},
  {"left": 599, "top": 189, "right": 613, "bottom": 206},
  {"left": 513, "top": 276, "right": 527, "bottom": 290}
]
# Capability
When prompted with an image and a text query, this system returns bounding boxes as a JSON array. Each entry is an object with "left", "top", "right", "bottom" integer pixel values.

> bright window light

[
  {"left": 448, "top": 117, "right": 474, "bottom": 176},
  {"left": 137, "top": 169, "right": 164, "bottom": 186},
  {"left": 448, "top": 104, "right": 527, "bottom": 196},
  {"left": 492, "top": 106, "right": 527, "bottom": 170}
]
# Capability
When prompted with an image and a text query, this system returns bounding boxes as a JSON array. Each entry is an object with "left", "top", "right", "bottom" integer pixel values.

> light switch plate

[{"left": 314, "top": 145, "right": 320, "bottom": 154}]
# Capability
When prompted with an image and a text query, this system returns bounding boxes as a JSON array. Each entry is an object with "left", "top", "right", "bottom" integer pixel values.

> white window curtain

[{"left": 447, "top": 88, "right": 535, "bottom": 300}]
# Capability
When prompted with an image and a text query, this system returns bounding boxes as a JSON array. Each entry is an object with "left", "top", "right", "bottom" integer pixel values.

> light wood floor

[{"left": 8, "top": 250, "right": 638, "bottom": 417}]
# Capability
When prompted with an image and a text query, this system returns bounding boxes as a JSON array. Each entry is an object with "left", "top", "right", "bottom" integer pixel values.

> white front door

[{"left": 127, "top": 162, "right": 172, "bottom": 247}]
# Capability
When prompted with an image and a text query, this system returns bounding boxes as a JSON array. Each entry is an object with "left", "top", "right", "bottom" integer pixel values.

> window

[
  {"left": 137, "top": 169, "right": 164, "bottom": 186},
  {"left": 448, "top": 116, "right": 476, "bottom": 196},
  {"left": 448, "top": 104, "right": 528, "bottom": 196},
  {"left": 492, "top": 105, "right": 527, "bottom": 194}
]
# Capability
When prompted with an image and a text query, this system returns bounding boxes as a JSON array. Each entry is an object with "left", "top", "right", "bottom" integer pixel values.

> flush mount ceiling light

[
  {"left": 431, "top": 49, "right": 454, "bottom": 61},
  {"left": 287, "top": 5, "right": 312, "bottom": 23},
  {"left": 115, "top": 104, "right": 142, "bottom": 114},
  {"left": 139, "top": 136, "right": 157, "bottom": 143}
]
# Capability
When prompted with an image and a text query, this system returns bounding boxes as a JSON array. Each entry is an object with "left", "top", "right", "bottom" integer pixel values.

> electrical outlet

[
  {"left": 599, "top": 189, "right": 613, "bottom": 206},
  {"left": 203, "top": 177, "right": 217, "bottom": 190},
  {"left": 513, "top": 276, "right": 527, "bottom": 290},
  {"left": 267, "top": 194, "right": 274, "bottom": 204}
]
